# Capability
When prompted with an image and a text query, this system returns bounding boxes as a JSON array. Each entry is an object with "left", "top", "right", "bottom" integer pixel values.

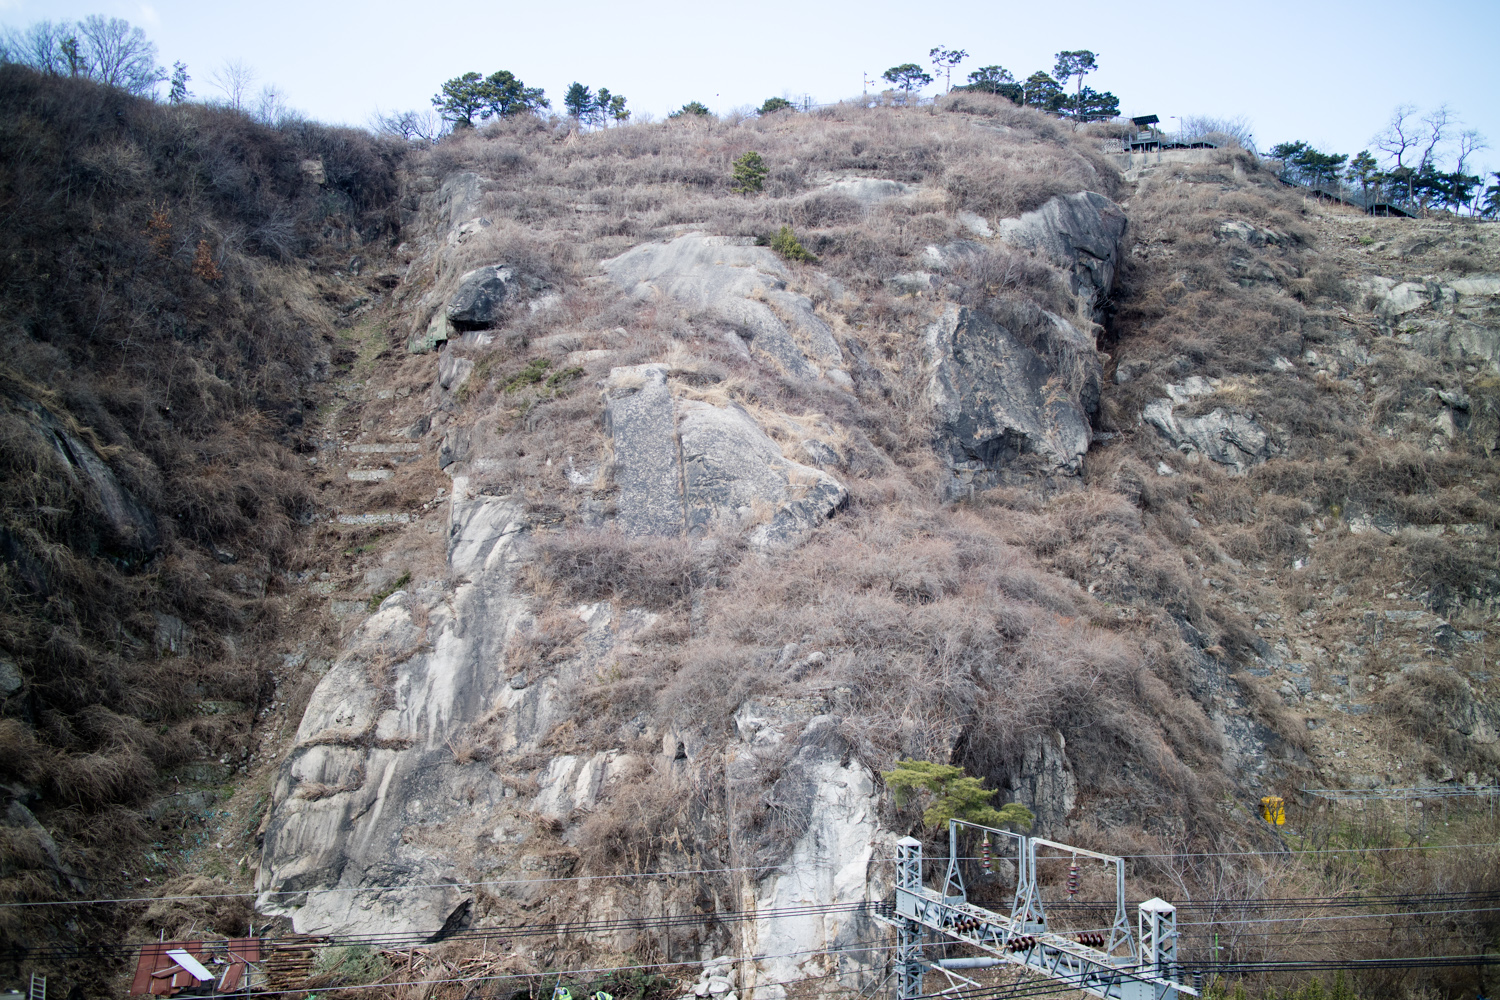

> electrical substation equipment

[{"left": 875, "top": 820, "right": 1196, "bottom": 1000}]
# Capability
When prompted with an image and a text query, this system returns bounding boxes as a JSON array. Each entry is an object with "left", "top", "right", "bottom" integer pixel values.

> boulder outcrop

[
  {"left": 604, "top": 365, "right": 848, "bottom": 547},
  {"left": 923, "top": 306, "right": 1094, "bottom": 496},
  {"left": 1360, "top": 273, "right": 1500, "bottom": 372},
  {"left": 997, "top": 191, "right": 1128, "bottom": 321},
  {"left": 446, "top": 265, "right": 545, "bottom": 330},
  {"left": 410, "top": 264, "right": 546, "bottom": 354},
  {"left": 602, "top": 235, "right": 848, "bottom": 384},
  {"left": 1142, "top": 377, "right": 1279, "bottom": 473}
]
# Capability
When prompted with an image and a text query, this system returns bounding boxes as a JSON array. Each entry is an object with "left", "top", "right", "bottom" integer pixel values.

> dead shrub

[{"left": 529, "top": 529, "right": 744, "bottom": 609}]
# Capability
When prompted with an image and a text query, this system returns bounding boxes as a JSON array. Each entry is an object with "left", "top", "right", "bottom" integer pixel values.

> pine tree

[
  {"left": 606, "top": 93, "right": 630, "bottom": 124},
  {"left": 669, "top": 101, "right": 711, "bottom": 119},
  {"left": 563, "top": 82, "right": 594, "bottom": 122},
  {"left": 882, "top": 63, "right": 933, "bottom": 101},
  {"left": 482, "top": 70, "right": 548, "bottom": 118},
  {"left": 882, "top": 759, "right": 1034, "bottom": 831},
  {"left": 966, "top": 65, "right": 1019, "bottom": 103},
  {"left": 928, "top": 46, "right": 968, "bottom": 92},
  {"left": 1068, "top": 86, "right": 1119, "bottom": 122},
  {"left": 167, "top": 61, "right": 189, "bottom": 104},
  {"left": 1346, "top": 150, "right": 1380, "bottom": 206},
  {"left": 732, "top": 151, "right": 768, "bottom": 194},
  {"left": 1053, "top": 50, "right": 1098, "bottom": 99},
  {"left": 758, "top": 97, "right": 794, "bottom": 115},
  {"left": 432, "top": 72, "right": 488, "bottom": 128},
  {"left": 1022, "top": 72, "right": 1065, "bottom": 112}
]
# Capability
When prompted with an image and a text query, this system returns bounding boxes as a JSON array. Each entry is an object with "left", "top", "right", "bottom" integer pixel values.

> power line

[
  {"left": 1, "top": 899, "right": 878, "bottom": 963},
  {"left": 909, "top": 953, "right": 1500, "bottom": 1000},
  {"left": 9, "top": 840, "right": 1496, "bottom": 911},
  {"left": 207, "top": 940, "right": 906, "bottom": 1000},
  {"left": 0, "top": 861, "right": 831, "bottom": 910}
]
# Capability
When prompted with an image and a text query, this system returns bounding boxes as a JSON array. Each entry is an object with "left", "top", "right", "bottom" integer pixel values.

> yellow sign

[{"left": 1260, "top": 795, "right": 1286, "bottom": 826}]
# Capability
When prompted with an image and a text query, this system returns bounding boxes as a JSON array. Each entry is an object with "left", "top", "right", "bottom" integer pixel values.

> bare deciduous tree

[
  {"left": 0, "top": 16, "right": 164, "bottom": 95},
  {"left": 1178, "top": 115, "right": 1255, "bottom": 151},
  {"left": 209, "top": 59, "right": 256, "bottom": 112},
  {"left": 251, "top": 84, "right": 292, "bottom": 126},
  {"left": 74, "top": 15, "right": 164, "bottom": 95},
  {"left": 371, "top": 108, "right": 448, "bottom": 145},
  {"left": 1419, "top": 104, "right": 1454, "bottom": 167},
  {"left": 1372, "top": 104, "right": 1420, "bottom": 169},
  {"left": 0, "top": 20, "right": 72, "bottom": 74}
]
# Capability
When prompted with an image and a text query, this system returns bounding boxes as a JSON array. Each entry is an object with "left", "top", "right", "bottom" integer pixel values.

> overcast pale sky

[{"left": 8, "top": 0, "right": 1499, "bottom": 176}]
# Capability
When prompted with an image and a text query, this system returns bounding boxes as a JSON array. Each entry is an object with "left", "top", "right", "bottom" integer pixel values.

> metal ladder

[{"left": 29, "top": 974, "right": 45, "bottom": 1000}]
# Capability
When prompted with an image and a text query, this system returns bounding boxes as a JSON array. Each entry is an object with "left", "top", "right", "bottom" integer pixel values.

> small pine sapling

[
  {"left": 168, "top": 61, "right": 189, "bottom": 104},
  {"left": 731, "top": 151, "right": 768, "bottom": 194},
  {"left": 768, "top": 225, "right": 815, "bottom": 263}
]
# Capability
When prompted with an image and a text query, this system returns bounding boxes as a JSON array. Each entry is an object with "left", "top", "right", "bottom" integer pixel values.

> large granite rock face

[
  {"left": 603, "top": 365, "right": 847, "bottom": 547},
  {"left": 257, "top": 494, "right": 531, "bottom": 937},
  {"left": 923, "top": 306, "right": 1094, "bottom": 496},
  {"left": 731, "top": 702, "right": 888, "bottom": 994},
  {"left": 997, "top": 191, "right": 1128, "bottom": 321},
  {"left": 601, "top": 235, "right": 848, "bottom": 385}
]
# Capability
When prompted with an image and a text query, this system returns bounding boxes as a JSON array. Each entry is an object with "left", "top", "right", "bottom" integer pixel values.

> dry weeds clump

[{"left": 0, "top": 63, "right": 403, "bottom": 970}]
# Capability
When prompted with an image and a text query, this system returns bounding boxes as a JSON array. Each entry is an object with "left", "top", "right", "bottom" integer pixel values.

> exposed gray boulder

[
  {"left": 409, "top": 311, "right": 454, "bottom": 355},
  {"left": 602, "top": 365, "right": 684, "bottom": 536},
  {"left": 411, "top": 265, "right": 546, "bottom": 354},
  {"left": 602, "top": 365, "right": 847, "bottom": 548},
  {"left": 997, "top": 191, "right": 1128, "bottom": 320},
  {"left": 1360, "top": 274, "right": 1500, "bottom": 371},
  {"left": 677, "top": 399, "right": 848, "bottom": 549},
  {"left": 601, "top": 235, "right": 847, "bottom": 384},
  {"left": 437, "top": 171, "right": 484, "bottom": 230},
  {"left": 1217, "top": 219, "right": 1289, "bottom": 247},
  {"left": 920, "top": 240, "right": 985, "bottom": 272},
  {"left": 886, "top": 272, "right": 937, "bottom": 296},
  {"left": 1002, "top": 730, "right": 1077, "bottom": 832},
  {"left": 13, "top": 398, "right": 160, "bottom": 556},
  {"left": 532, "top": 751, "right": 637, "bottom": 824},
  {"left": 923, "top": 306, "right": 1093, "bottom": 496},
  {"left": 0, "top": 655, "right": 20, "bottom": 697},
  {"left": 1142, "top": 381, "right": 1278, "bottom": 473},
  {"left": 446, "top": 265, "right": 543, "bottom": 330},
  {"left": 437, "top": 347, "right": 474, "bottom": 393},
  {"left": 817, "top": 177, "right": 916, "bottom": 203}
]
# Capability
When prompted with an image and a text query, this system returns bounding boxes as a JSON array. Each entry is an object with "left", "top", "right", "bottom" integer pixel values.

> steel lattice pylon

[{"left": 875, "top": 821, "right": 1195, "bottom": 1000}]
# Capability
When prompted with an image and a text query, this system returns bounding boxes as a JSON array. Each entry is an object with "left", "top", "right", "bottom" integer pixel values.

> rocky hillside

[
  {"left": 2, "top": 77, "right": 1497, "bottom": 996},
  {"left": 253, "top": 95, "right": 1497, "bottom": 978}
]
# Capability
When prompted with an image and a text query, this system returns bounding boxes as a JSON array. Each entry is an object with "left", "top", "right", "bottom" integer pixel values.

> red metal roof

[{"left": 130, "top": 939, "right": 262, "bottom": 996}]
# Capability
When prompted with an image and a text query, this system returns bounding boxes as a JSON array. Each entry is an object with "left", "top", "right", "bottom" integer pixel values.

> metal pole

[{"left": 895, "top": 837, "right": 926, "bottom": 1000}]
